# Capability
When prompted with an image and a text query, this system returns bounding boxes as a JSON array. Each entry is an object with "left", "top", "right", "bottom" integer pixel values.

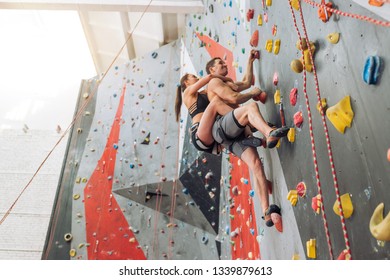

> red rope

[
  {"left": 304, "top": 0, "right": 390, "bottom": 27},
  {"left": 298, "top": 0, "right": 352, "bottom": 259},
  {"left": 287, "top": 0, "right": 334, "bottom": 259}
]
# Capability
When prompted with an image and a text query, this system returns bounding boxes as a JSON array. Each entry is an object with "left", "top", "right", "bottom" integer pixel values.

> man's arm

[
  {"left": 234, "top": 49, "right": 258, "bottom": 92},
  {"left": 208, "top": 78, "right": 260, "bottom": 105}
]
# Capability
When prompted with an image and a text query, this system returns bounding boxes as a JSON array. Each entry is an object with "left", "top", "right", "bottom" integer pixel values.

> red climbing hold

[
  {"left": 290, "top": 87, "right": 298, "bottom": 106},
  {"left": 293, "top": 111, "right": 303, "bottom": 128},
  {"left": 387, "top": 148, "right": 390, "bottom": 162},
  {"left": 250, "top": 30, "right": 259, "bottom": 47},
  {"left": 246, "top": 9, "right": 255, "bottom": 21}
]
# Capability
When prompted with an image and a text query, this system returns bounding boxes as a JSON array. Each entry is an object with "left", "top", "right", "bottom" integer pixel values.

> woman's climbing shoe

[
  {"left": 267, "top": 126, "right": 290, "bottom": 148},
  {"left": 241, "top": 136, "right": 266, "bottom": 148},
  {"left": 262, "top": 204, "right": 283, "bottom": 232}
]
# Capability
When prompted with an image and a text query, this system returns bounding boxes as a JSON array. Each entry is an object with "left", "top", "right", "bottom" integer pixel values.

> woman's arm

[{"left": 185, "top": 74, "right": 234, "bottom": 96}]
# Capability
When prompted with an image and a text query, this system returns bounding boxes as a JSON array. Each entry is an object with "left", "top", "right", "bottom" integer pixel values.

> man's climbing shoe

[
  {"left": 262, "top": 204, "right": 283, "bottom": 232},
  {"left": 241, "top": 136, "right": 266, "bottom": 148},
  {"left": 267, "top": 126, "right": 290, "bottom": 148}
]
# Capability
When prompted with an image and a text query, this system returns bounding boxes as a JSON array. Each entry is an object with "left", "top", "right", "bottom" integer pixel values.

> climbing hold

[
  {"left": 273, "top": 39, "right": 280, "bottom": 55},
  {"left": 64, "top": 233, "right": 73, "bottom": 242},
  {"left": 272, "top": 25, "right": 277, "bottom": 36},
  {"left": 369, "top": 203, "right": 390, "bottom": 241},
  {"left": 311, "top": 194, "right": 322, "bottom": 214},
  {"left": 257, "top": 14, "right": 263, "bottom": 26},
  {"left": 316, "top": 98, "right": 327, "bottom": 114},
  {"left": 333, "top": 193, "right": 353, "bottom": 219},
  {"left": 129, "top": 163, "right": 135, "bottom": 169},
  {"left": 363, "top": 55, "right": 382, "bottom": 85},
  {"left": 182, "top": 188, "right": 189, "bottom": 195},
  {"left": 291, "top": 0, "right": 300, "bottom": 10},
  {"left": 246, "top": 9, "right": 254, "bottom": 21},
  {"left": 326, "top": 96, "right": 354, "bottom": 134},
  {"left": 290, "top": 87, "right": 298, "bottom": 106},
  {"left": 83, "top": 92, "right": 89, "bottom": 99},
  {"left": 337, "top": 249, "right": 351, "bottom": 260},
  {"left": 368, "top": 0, "right": 384, "bottom": 7},
  {"left": 253, "top": 91, "right": 267, "bottom": 104},
  {"left": 232, "top": 186, "right": 239, "bottom": 196},
  {"left": 290, "top": 59, "right": 303, "bottom": 73},
  {"left": 302, "top": 49, "right": 313, "bottom": 72},
  {"left": 293, "top": 111, "right": 303, "bottom": 128},
  {"left": 326, "top": 32, "right": 340, "bottom": 44},
  {"left": 75, "top": 177, "right": 81, "bottom": 184},
  {"left": 73, "top": 194, "right": 81, "bottom": 200},
  {"left": 296, "top": 182, "right": 306, "bottom": 197},
  {"left": 273, "top": 72, "right": 278, "bottom": 86},
  {"left": 387, "top": 148, "right": 390, "bottom": 162},
  {"left": 274, "top": 89, "right": 281, "bottom": 104},
  {"left": 69, "top": 249, "right": 77, "bottom": 258},
  {"left": 77, "top": 128, "right": 82, "bottom": 134},
  {"left": 201, "top": 235, "right": 209, "bottom": 244},
  {"left": 249, "top": 190, "right": 255, "bottom": 197},
  {"left": 287, "top": 128, "right": 295, "bottom": 143},
  {"left": 250, "top": 30, "right": 259, "bottom": 47},
  {"left": 141, "top": 132, "right": 151, "bottom": 144},
  {"left": 265, "top": 39, "right": 273, "bottom": 53},
  {"left": 151, "top": 52, "right": 158, "bottom": 59},
  {"left": 296, "top": 38, "right": 308, "bottom": 51},
  {"left": 306, "top": 239, "right": 316, "bottom": 259},
  {"left": 209, "top": 4, "right": 214, "bottom": 13},
  {"left": 266, "top": 0, "right": 272, "bottom": 6},
  {"left": 292, "top": 254, "right": 300, "bottom": 260},
  {"left": 287, "top": 190, "right": 298, "bottom": 206},
  {"left": 113, "top": 144, "right": 118, "bottom": 150},
  {"left": 318, "top": 1, "right": 333, "bottom": 23}
]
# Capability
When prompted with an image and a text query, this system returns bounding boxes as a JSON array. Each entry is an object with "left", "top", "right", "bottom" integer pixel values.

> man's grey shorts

[{"left": 211, "top": 110, "right": 250, "bottom": 158}]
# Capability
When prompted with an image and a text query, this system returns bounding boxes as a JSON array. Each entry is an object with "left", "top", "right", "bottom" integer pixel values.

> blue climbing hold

[
  {"left": 250, "top": 228, "right": 255, "bottom": 235},
  {"left": 182, "top": 188, "right": 189, "bottom": 195},
  {"left": 129, "top": 163, "right": 135, "bottom": 169},
  {"left": 363, "top": 55, "right": 381, "bottom": 85},
  {"left": 113, "top": 144, "right": 118, "bottom": 150},
  {"left": 225, "top": 226, "right": 230, "bottom": 234},
  {"left": 249, "top": 190, "right": 255, "bottom": 197},
  {"left": 151, "top": 52, "right": 158, "bottom": 59},
  {"left": 199, "top": 70, "right": 204, "bottom": 77}
]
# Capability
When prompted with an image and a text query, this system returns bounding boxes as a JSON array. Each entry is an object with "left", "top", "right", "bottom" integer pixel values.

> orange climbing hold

[
  {"left": 250, "top": 30, "right": 259, "bottom": 47},
  {"left": 337, "top": 249, "right": 351, "bottom": 260},
  {"left": 311, "top": 194, "right": 322, "bottom": 214},
  {"left": 318, "top": 1, "right": 333, "bottom": 22},
  {"left": 369, "top": 0, "right": 384, "bottom": 7}
]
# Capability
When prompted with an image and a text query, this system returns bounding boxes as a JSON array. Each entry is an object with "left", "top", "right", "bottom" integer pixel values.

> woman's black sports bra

[{"left": 189, "top": 93, "right": 210, "bottom": 118}]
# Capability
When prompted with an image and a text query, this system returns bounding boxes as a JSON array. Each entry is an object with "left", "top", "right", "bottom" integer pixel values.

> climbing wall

[
  {"left": 43, "top": 41, "right": 222, "bottom": 260},
  {"left": 44, "top": 0, "right": 390, "bottom": 260},
  {"left": 182, "top": 0, "right": 390, "bottom": 260}
]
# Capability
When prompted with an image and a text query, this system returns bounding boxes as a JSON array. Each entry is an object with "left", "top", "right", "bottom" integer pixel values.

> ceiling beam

[
  {"left": 119, "top": 12, "right": 136, "bottom": 59},
  {"left": 0, "top": 0, "right": 205, "bottom": 13}
]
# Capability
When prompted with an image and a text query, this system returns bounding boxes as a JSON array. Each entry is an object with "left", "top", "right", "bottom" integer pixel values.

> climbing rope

[
  {"left": 287, "top": 0, "right": 334, "bottom": 259},
  {"left": 298, "top": 0, "right": 352, "bottom": 258},
  {"left": 288, "top": 0, "right": 353, "bottom": 259},
  {"left": 0, "top": 0, "right": 154, "bottom": 226},
  {"left": 304, "top": 0, "right": 390, "bottom": 27}
]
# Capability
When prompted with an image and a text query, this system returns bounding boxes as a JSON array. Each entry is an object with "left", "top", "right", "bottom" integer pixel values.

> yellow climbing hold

[
  {"left": 316, "top": 98, "right": 327, "bottom": 113},
  {"left": 75, "top": 177, "right": 81, "bottom": 184},
  {"left": 266, "top": 0, "right": 272, "bottom": 6},
  {"left": 333, "top": 193, "right": 353, "bottom": 219},
  {"left": 69, "top": 249, "right": 77, "bottom": 257},
  {"left": 370, "top": 203, "right": 390, "bottom": 241},
  {"left": 291, "top": 59, "right": 303, "bottom": 73},
  {"left": 257, "top": 14, "right": 263, "bottom": 26},
  {"left": 276, "top": 139, "right": 281, "bottom": 148},
  {"left": 292, "top": 254, "right": 300, "bottom": 260},
  {"left": 287, "top": 127, "right": 295, "bottom": 143},
  {"left": 274, "top": 89, "right": 281, "bottom": 104},
  {"left": 303, "top": 49, "right": 313, "bottom": 72},
  {"left": 327, "top": 32, "right": 340, "bottom": 44},
  {"left": 326, "top": 96, "right": 354, "bottom": 134},
  {"left": 274, "top": 39, "right": 281, "bottom": 55},
  {"left": 265, "top": 39, "right": 273, "bottom": 53},
  {"left": 306, "top": 239, "right": 316, "bottom": 259},
  {"left": 291, "top": 0, "right": 300, "bottom": 10},
  {"left": 287, "top": 190, "right": 298, "bottom": 206},
  {"left": 73, "top": 194, "right": 80, "bottom": 200}
]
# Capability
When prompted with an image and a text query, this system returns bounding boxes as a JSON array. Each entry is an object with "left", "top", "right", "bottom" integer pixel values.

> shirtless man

[{"left": 205, "top": 50, "right": 289, "bottom": 231}]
